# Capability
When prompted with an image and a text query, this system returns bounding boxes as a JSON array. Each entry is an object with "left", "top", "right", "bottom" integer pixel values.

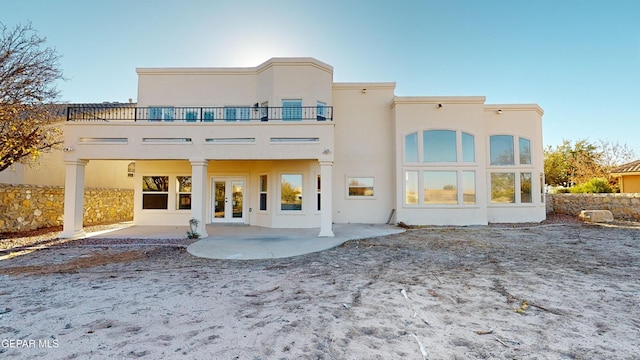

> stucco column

[
  {"left": 60, "top": 160, "right": 88, "bottom": 238},
  {"left": 190, "top": 158, "right": 209, "bottom": 237},
  {"left": 318, "top": 160, "right": 334, "bottom": 237}
]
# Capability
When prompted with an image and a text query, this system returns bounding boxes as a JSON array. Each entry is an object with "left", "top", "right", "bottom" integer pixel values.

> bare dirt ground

[{"left": 1, "top": 216, "right": 639, "bottom": 359}]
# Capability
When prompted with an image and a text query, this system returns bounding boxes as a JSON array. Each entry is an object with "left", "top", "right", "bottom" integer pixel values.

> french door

[{"left": 211, "top": 178, "right": 245, "bottom": 223}]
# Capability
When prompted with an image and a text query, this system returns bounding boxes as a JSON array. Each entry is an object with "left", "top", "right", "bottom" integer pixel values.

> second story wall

[{"left": 137, "top": 58, "right": 333, "bottom": 108}]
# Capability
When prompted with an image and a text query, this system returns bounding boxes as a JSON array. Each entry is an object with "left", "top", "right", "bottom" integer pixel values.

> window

[
  {"left": 424, "top": 171, "right": 457, "bottom": 204},
  {"left": 347, "top": 177, "right": 374, "bottom": 197},
  {"left": 142, "top": 176, "right": 169, "bottom": 209},
  {"left": 282, "top": 99, "right": 302, "bottom": 120},
  {"left": 423, "top": 130, "right": 457, "bottom": 162},
  {"left": 540, "top": 173, "right": 545, "bottom": 203},
  {"left": 259, "top": 175, "right": 267, "bottom": 211},
  {"left": 127, "top": 162, "right": 135, "bottom": 178},
  {"left": 224, "top": 107, "right": 250, "bottom": 121},
  {"left": 491, "top": 173, "right": 515, "bottom": 203},
  {"left": 149, "top": 107, "right": 174, "bottom": 121},
  {"left": 462, "top": 171, "right": 476, "bottom": 204},
  {"left": 521, "top": 172, "right": 532, "bottom": 203},
  {"left": 490, "top": 135, "right": 515, "bottom": 165},
  {"left": 519, "top": 137, "right": 531, "bottom": 165},
  {"left": 317, "top": 101, "right": 326, "bottom": 121},
  {"left": 405, "top": 171, "right": 418, "bottom": 205},
  {"left": 281, "top": 174, "right": 302, "bottom": 211},
  {"left": 317, "top": 175, "right": 321, "bottom": 211},
  {"left": 462, "top": 132, "right": 475, "bottom": 162},
  {"left": 176, "top": 176, "right": 192, "bottom": 210},
  {"left": 405, "top": 132, "right": 418, "bottom": 163}
]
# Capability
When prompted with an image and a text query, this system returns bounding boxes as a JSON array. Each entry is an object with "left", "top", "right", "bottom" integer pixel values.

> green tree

[
  {"left": 544, "top": 139, "right": 605, "bottom": 186},
  {"left": 0, "top": 22, "right": 64, "bottom": 172},
  {"left": 544, "top": 139, "right": 637, "bottom": 190}
]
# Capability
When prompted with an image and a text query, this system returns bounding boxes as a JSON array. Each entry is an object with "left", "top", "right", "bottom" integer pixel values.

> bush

[{"left": 569, "top": 178, "right": 613, "bottom": 193}]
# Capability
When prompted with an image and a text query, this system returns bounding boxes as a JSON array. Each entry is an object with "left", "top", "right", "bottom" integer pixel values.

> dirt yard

[{"left": 1, "top": 218, "right": 639, "bottom": 359}]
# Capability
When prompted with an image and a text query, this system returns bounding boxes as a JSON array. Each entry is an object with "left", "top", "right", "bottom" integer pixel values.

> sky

[{"left": 4, "top": 0, "right": 639, "bottom": 155}]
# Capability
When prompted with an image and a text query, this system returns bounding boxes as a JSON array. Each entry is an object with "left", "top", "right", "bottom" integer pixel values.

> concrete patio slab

[
  {"left": 188, "top": 224, "right": 405, "bottom": 260},
  {"left": 82, "top": 223, "right": 404, "bottom": 260}
]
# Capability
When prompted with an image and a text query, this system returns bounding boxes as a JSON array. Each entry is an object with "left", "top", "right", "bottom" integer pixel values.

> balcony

[
  {"left": 64, "top": 105, "right": 335, "bottom": 161},
  {"left": 67, "top": 105, "right": 333, "bottom": 122}
]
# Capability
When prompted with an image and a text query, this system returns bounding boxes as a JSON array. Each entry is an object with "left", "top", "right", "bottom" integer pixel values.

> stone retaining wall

[
  {"left": 0, "top": 184, "right": 134, "bottom": 232},
  {"left": 546, "top": 193, "right": 640, "bottom": 221}
]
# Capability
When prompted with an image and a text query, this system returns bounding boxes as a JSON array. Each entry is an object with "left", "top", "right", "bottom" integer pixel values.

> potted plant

[{"left": 186, "top": 218, "right": 200, "bottom": 239}]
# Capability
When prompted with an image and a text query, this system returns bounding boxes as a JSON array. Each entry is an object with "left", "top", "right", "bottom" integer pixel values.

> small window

[
  {"left": 462, "top": 171, "right": 476, "bottom": 205},
  {"left": 127, "top": 162, "right": 135, "bottom": 178},
  {"left": 347, "top": 177, "right": 374, "bottom": 197},
  {"left": 317, "top": 175, "right": 321, "bottom": 211},
  {"left": 142, "top": 176, "right": 169, "bottom": 209},
  {"left": 423, "top": 171, "right": 457, "bottom": 204},
  {"left": 176, "top": 176, "right": 192, "bottom": 210},
  {"left": 282, "top": 99, "right": 302, "bottom": 120},
  {"left": 317, "top": 101, "right": 326, "bottom": 121},
  {"left": 519, "top": 137, "right": 531, "bottom": 165},
  {"left": 259, "top": 175, "right": 267, "bottom": 211},
  {"left": 423, "top": 130, "right": 457, "bottom": 162},
  {"left": 281, "top": 174, "right": 302, "bottom": 211},
  {"left": 405, "top": 171, "right": 418, "bottom": 205},
  {"left": 540, "top": 173, "right": 545, "bottom": 203},
  {"left": 405, "top": 132, "right": 418, "bottom": 163},
  {"left": 521, "top": 172, "right": 532, "bottom": 203},
  {"left": 490, "top": 135, "right": 514, "bottom": 165},
  {"left": 491, "top": 172, "right": 515, "bottom": 203},
  {"left": 462, "top": 132, "right": 475, "bottom": 162}
]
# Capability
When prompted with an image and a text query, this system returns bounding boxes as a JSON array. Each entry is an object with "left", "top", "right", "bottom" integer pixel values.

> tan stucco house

[
  {"left": 61, "top": 57, "right": 545, "bottom": 238},
  {"left": 611, "top": 160, "right": 640, "bottom": 193}
]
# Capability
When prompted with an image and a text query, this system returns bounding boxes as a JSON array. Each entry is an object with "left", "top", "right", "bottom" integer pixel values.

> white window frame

[{"left": 346, "top": 176, "right": 376, "bottom": 199}]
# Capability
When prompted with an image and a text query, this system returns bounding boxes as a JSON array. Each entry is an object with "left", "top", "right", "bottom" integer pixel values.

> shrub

[{"left": 569, "top": 178, "right": 613, "bottom": 193}]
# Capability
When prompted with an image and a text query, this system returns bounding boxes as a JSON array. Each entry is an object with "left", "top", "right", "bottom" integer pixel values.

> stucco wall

[
  {"left": 0, "top": 184, "right": 133, "bottom": 232},
  {"left": 546, "top": 193, "right": 640, "bottom": 221},
  {"left": 620, "top": 175, "right": 640, "bottom": 193}
]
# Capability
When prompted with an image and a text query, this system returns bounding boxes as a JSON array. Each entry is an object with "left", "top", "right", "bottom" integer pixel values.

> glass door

[{"left": 212, "top": 178, "right": 245, "bottom": 222}]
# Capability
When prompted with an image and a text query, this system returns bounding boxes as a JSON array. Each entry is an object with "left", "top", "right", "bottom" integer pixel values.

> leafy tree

[
  {"left": 544, "top": 139, "right": 637, "bottom": 190},
  {"left": 0, "top": 22, "right": 64, "bottom": 172}
]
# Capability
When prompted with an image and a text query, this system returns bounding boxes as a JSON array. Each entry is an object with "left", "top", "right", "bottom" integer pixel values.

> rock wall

[
  {"left": 0, "top": 184, "right": 133, "bottom": 232},
  {"left": 547, "top": 193, "right": 640, "bottom": 221}
]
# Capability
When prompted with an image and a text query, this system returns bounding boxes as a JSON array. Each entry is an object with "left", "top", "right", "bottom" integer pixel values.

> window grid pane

[
  {"left": 347, "top": 177, "right": 374, "bottom": 197},
  {"left": 423, "top": 171, "right": 457, "bottom": 204},
  {"left": 405, "top": 132, "right": 418, "bottom": 163},
  {"left": 521, "top": 172, "right": 532, "bottom": 203},
  {"left": 519, "top": 137, "right": 531, "bottom": 165},
  {"left": 259, "top": 175, "right": 267, "bottom": 211},
  {"left": 462, "top": 132, "right": 475, "bottom": 162},
  {"left": 281, "top": 174, "right": 302, "bottom": 211},
  {"left": 423, "top": 130, "right": 457, "bottom": 162},
  {"left": 490, "top": 135, "right": 514, "bottom": 165},
  {"left": 405, "top": 171, "right": 418, "bottom": 205},
  {"left": 491, "top": 172, "right": 515, "bottom": 203},
  {"left": 462, "top": 171, "right": 476, "bottom": 204}
]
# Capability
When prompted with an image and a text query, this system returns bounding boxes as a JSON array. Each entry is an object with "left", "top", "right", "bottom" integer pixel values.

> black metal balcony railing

[{"left": 67, "top": 105, "right": 333, "bottom": 122}]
